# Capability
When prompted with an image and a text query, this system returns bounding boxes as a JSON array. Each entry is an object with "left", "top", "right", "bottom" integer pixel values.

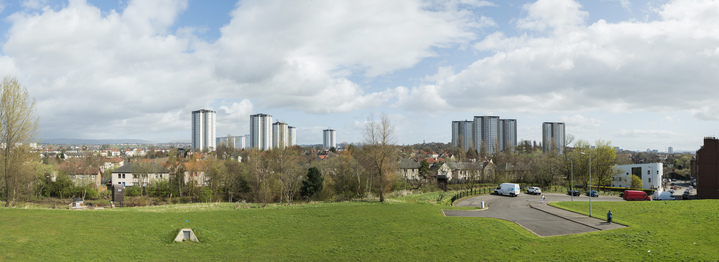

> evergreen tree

[
  {"left": 300, "top": 167, "right": 323, "bottom": 201},
  {"left": 418, "top": 159, "right": 430, "bottom": 180}
]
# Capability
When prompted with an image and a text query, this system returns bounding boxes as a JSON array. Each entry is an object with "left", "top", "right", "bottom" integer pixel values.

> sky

[{"left": 0, "top": 0, "right": 717, "bottom": 152}]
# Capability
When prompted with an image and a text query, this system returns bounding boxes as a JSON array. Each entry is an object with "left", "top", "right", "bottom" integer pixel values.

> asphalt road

[{"left": 444, "top": 193, "right": 626, "bottom": 237}]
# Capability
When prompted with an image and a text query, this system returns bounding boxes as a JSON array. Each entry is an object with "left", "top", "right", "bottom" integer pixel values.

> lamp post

[
  {"left": 570, "top": 159, "right": 574, "bottom": 201},
  {"left": 581, "top": 152, "right": 592, "bottom": 217}
]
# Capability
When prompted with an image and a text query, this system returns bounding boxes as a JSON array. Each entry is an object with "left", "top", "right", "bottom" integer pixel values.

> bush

[
  {"left": 200, "top": 187, "right": 214, "bottom": 202},
  {"left": 125, "top": 186, "right": 142, "bottom": 197},
  {"left": 147, "top": 180, "right": 175, "bottom": 198},
  {"left": 79, "top": 186, "right": 100, "bottom": 200}
]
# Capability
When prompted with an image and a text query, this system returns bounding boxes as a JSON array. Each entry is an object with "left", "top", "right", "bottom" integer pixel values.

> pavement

[
  {"left": 528, "top": 202, "right": 626, "bottom": 231},
  {"left": 443, "top": 193, "right": 627, "bottom": 237}
]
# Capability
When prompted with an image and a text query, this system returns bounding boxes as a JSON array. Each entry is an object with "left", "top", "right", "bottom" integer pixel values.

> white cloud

[
  {"left": 558, "top": 114, "right": 602, "bottom": 132},
  {"left": 616, "top": 129, "right": 678, "bottom": 138},
  {"left": 218, "top": 100, "right": 254, "bottom": 136},
  {"left": 517, "top": 0, "right": 588, "bottom": 32},
  {"left": 1, "top": 0, "right": 487, "bottom": 140},
  {"left": 21, "top": 0, "right": 48, "bottom": 10},
  {"left": 212, "top": 0, "right": 485, "bottom": 113},
  {"left": 3, "top": 0, "right": 214, "bottom": 139},
  {"left": 395, "top": 0, "right": 719, "bottom": 121},
  {"left": 692, "top": 106, "right": 719, "bottom": 121}
]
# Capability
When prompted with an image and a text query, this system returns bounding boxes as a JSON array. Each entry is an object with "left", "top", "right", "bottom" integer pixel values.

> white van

[
  {"left": 494, "top": 183, "right": 520, "bottom": 197},
  {"left": 653, "top": 191, "right": 674, "bottom": 200}
]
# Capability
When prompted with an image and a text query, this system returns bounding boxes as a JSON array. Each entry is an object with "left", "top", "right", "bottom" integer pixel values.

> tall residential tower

[
  {"left": 273, "top": 121, "right": 289, "bottom": 148},
  {"left": 451, "top": 121, "right": 474, "bottom": 151},
  {"left": 192, "top": 109, "right": 216, "bottom": 151},
  {"left": 542, "top": 122, "right": 566, "bottom": 154},
  {"left": 473, "top": 116, "right": 500, "bottom": 154},
  {"left": 499, "top": 119, "right": 517, "bottom": 152},
  {"left": 323, "top": 129, "right": 336, "bottom": 149},
  {"left": 288, "top": 126, "right": 297, "bottom": 147},
  {"left": 250, "top": 113, "right": 273, "bottom": 150}
]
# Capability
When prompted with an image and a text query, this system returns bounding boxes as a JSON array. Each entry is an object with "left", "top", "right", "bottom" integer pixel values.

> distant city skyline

[{"left": 7, "top": 0, "right": 717, "bottom": 152}]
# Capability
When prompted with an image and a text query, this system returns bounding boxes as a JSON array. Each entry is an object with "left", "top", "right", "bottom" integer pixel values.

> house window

[{"left": 649, "top": 178, "right": 651, "bottom": 183}]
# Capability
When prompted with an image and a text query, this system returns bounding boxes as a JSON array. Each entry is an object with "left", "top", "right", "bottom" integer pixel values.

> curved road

[{"left": 444, "top": 193, "right": 626, "bottom": 237}]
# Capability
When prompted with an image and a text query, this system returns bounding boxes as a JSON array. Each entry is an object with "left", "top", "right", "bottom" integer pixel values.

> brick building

[{"left": 695, "top": 137, "right": 719, "bottom": 199}]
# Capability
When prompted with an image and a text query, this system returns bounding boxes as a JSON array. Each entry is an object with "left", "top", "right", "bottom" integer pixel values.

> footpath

[{"left": 529, "top": 202, "right": 627, "bottom": 231}]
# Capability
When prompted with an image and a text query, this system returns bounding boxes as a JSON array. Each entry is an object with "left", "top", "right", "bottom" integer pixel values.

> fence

[{"left": 449, "top": 187, "right": 491, "bottom": 206}]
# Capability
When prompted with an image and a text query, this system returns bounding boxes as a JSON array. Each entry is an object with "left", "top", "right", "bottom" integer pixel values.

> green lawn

[{"left": 1, "top": 196, "right": 717, "bottom": 261}]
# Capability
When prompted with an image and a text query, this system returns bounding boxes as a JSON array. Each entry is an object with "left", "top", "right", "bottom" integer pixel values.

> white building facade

[
  {"left": 542, "top": 122, "right": 565, "bottom": 154},
  {"left": 111, "top": 163, "right": 170, "bottom": 187},
  {"left": 288, "top": 126, "right": 296, "bottom": 147},
  {"left": 216, "top": 136, "right": 245, "bottom": 149},
  {"left": 250, "top": 113, "right": 273, "bottom": 150},
  {"left": 610, "top": 163, "right": 663, "bottom": 191},
  {"left": 192, "top": 109, "right": 216, "bottom": 151},
  {"left": 323, "top": 129, "right": 336, "bottom": 149},
  {"left": 273, "top": 121, "right": 289, "bottom": 148}
]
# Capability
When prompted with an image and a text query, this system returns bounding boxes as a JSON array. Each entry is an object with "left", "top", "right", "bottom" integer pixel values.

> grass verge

[{"left": 0, "top": 195, "right": 716, "bottom": 261}]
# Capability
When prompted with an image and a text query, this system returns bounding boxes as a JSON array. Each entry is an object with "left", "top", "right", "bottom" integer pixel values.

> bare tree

[
  {"left": 130, "top": 161, "right": 157, "bottom": 196},
  {"left": 564, "top": 133, "right": 575, "bottom": 149},
  {"left": 204, "top": 156, "right": 227, "bottom": 201},
  {"left": 0, "top": 76, "right": 39, "bottom": 207},
  {"left": 324, "top": 152, "right": 365, "bottom": 201},
  {"left": 246, "top": 149, "right": 275, "bottom": 206},
  {"left": 359, "top": 113, "right": 398, "bottom": 203},
  {"left": 269, "top": 146, "right": 303, "bottom": 204}
]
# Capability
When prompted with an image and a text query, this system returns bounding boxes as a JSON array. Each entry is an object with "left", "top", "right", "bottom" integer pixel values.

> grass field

[{"left": 1, "top": 194, "right": 717, "bottom": 261}]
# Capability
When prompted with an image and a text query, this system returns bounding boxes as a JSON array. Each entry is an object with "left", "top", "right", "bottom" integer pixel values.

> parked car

[
  {"left": 526, "top": 187, "right": 542, "bottom": 195},
  {"left": 586, "top": 190, "right": 599, "bottom": 197},
  {"left": 568, "top": 190, "right": 580, "bottom": 196},
  {"left": 623, "top": 190, "right": 651, "bottom": 201}
]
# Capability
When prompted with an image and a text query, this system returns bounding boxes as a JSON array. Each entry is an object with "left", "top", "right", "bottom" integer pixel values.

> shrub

[
  {"left": 125, "top": 186, "right": 142, "bottom": 197},
  {"left": 200, "top": 187, "right": 214, "bottom": 202}
]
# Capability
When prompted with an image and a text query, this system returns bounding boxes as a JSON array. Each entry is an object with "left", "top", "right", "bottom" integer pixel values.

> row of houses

[
  {"left": 42, "top": 148, "right": 159, "bottom": 158},
  {"left": 399, "top": 158, "right": 496, "bottom": 183},
  {"left": 111, "top": 162, "right": 213, "bottom": 188}
]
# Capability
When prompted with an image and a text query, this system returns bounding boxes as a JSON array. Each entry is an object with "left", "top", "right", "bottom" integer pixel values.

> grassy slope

[{"left": 0, "top": 196, "right": 717, "bottom": 261}]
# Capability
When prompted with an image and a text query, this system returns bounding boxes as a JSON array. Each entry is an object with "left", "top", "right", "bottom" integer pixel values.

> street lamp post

[
  {"left": 581, "top": 152, "right": 592, "bottom": 217},
  {"left": 570, "top": 159, "right": 574, "bottom": 202}
]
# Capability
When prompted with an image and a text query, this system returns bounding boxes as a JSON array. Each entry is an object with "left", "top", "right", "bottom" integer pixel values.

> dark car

[
  {"left": 586, "top": 190, "right": 599, "bottom": 197},
  {"left": 568, "top": 190, "right": 580, "bottom": 196}
]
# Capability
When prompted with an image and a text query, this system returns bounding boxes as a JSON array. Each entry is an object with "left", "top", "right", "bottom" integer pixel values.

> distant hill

[{"left": 41, "top": 138, "right": 159, "bottom": 145}]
